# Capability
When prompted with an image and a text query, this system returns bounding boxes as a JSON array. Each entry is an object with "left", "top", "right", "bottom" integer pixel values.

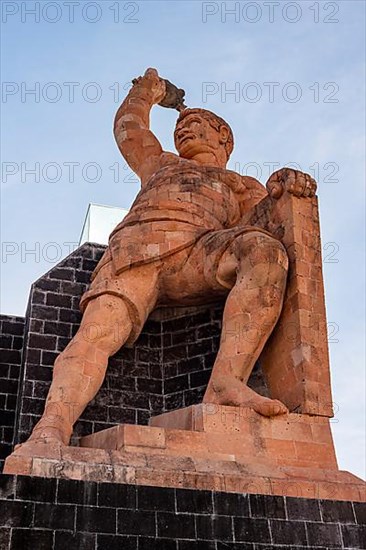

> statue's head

[{"left": 174, "top": 108, "right": 234, "bottom": 166}]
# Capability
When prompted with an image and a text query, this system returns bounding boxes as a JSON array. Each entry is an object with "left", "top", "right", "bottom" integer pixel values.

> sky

[{"left": 1, "top": 0, "right": 365, "bottom": 478}]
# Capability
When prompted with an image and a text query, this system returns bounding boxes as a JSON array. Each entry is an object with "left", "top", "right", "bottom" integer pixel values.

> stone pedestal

[
  {"left": 5, "top": 405, "right": 365, "bottom": 503},
  {"left": 2, "top": 474, "right": 365, "bottom": 550},
  {"left": 3, "top": 406, "right": 365, "bottom": 550}
]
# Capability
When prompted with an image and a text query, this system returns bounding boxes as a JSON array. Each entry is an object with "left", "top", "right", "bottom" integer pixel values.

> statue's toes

[
  {"left": 272, "top": 399, "right": 289, "bottom": 415},
  {"left": 255, "top": 399, "right": 288, "bottom": 417}
]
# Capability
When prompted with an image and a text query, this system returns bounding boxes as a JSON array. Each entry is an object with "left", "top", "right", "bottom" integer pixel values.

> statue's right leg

[
  {"left": 23, "top": 258, "right": 160, "bottom": 447},
  {"left": 25, "top": 294, "right": 133, "bottom": 446}
]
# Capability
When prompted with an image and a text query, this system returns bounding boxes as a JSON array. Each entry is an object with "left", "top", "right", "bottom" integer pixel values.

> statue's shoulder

[
  {"left": 221, "top": 169, "right": 267, "bottom": 199},
  {"left": 216, "top": 168, "right": 248, "bottom": 193},
  {"left": 140, "top": 152, "right": 180, "bottom": 187},
  {"left": 160, "top": 151, "right": 180, "bottom": 167},
  {"left": 240, "top": 174, "right": 265, "bottom": 189}
]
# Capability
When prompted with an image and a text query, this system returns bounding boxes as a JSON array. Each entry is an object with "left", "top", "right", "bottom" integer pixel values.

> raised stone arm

[
  {"left": 114, "top": 68, "right": 167, "bottom": 185},
  {"left": 240, "top": 170, "right": 333, "bottom": 417}
]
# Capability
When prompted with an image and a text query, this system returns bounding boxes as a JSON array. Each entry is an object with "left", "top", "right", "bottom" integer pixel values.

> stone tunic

[{"left": 94, "top": 161, "right": 266, "bottom": 278}]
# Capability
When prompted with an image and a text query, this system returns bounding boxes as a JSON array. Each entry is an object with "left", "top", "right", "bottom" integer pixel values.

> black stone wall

[
  {"left": 0, "top": 315, "right": 25, "bottom": 471},
  {"left": 1, "top": 245, "right": 365, "bottom": 550},
  {"left": 10, "top": 242, "right": 266, "bottom": 447},
  {"left": 1, "top": 475, "right": 365, "bottom": 550}
]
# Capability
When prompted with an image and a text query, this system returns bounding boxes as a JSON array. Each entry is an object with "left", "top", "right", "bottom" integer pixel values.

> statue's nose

[{"left": 177, "top": 130, "right": 192, "bottom": 140}]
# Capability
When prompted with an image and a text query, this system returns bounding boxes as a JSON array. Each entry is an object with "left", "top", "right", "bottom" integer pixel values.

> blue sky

[{"left": 1, "top": 1, "right": 365, "bottom": 478}]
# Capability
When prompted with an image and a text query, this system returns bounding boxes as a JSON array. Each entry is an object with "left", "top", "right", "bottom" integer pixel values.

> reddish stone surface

[
  {"left": 15, "top": 68, "right": 325, "bottom": 452},
  {"left": 4, "top": 408, "right": 365, "bottom": 502},
  {"left": 81, "top": 405, "right": 338, "bottom": 470},
  {"left": 5, "top": 69, "right": 348, "bottom": 500},
  {"left": 241, "top": 193, "right": 333, "bottom": 416}
]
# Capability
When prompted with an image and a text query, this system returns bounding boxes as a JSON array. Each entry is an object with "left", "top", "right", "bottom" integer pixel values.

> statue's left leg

[{"left": 203, "top": 231, "right": 289, "bottom": 416}]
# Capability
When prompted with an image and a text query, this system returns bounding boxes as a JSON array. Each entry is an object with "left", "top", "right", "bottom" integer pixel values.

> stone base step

[
  {"left": 3, "top": 438, "right": 365, "bottom": 502},
  {"left": 4, "top": 406, "right": 365, "bottom": 502},
  {"left": 82, "top": 405, "right": 339, "bottom": 471}
]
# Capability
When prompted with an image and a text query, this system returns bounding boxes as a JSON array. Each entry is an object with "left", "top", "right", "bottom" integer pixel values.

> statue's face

[{"left": 174, "top": 114, "right": 228, "bottom": 161}]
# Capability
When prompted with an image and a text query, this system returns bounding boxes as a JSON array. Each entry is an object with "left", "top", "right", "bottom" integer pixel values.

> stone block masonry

[
  {"left": 1, "top": 475, "right": 365, "bottom": 550},
  {"left": 1, "top": 244, "right": 365, "bottom": 549},
  {"left": 8, "top": 242, "right": 266, "bottom": 452},
  {"left": 0, "top": 315, "right": 25, "bottom": 471}
]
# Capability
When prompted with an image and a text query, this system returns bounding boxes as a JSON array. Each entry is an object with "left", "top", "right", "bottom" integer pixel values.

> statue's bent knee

[
  {"left": 237, "top": 232, "right": 288, "bottom": 271},
  {"left": 79, "top": 294, "right": 134, "bottom": 352},
  {"left": 215, "top": 232, "right": 288, "bottom": 290}
]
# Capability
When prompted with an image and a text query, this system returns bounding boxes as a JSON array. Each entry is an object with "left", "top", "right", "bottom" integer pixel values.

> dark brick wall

[
  {"left": 0, "top": 315, "right": 25, "bottom": 470},
  {"left": 13, "top": 242, "right": 267, "bottom": 446},
  {"left": 1, "top": 475, "right": 365, "bottom": 550}
]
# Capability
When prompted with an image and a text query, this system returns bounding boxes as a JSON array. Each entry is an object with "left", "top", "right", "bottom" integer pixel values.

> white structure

[{"left": 79, "top": 203, "right": 129, "bottom": 245}]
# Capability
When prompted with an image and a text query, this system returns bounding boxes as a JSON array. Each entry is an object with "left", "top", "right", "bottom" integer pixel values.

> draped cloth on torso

[{"left": 98, "top": 161, "right": 263, "bottom": 276}]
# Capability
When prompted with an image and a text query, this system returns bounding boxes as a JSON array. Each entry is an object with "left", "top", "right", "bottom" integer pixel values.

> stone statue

[{"left": 25, "top": 68, "right": 317, "bottom": 447}]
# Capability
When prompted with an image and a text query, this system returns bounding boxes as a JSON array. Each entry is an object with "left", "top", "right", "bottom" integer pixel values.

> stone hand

[
  {"left": 266, "top": 168, "right": 317, "bottom": 199},
  {"left": 132, "top": 68, "right": 167, "bottom": 105}
]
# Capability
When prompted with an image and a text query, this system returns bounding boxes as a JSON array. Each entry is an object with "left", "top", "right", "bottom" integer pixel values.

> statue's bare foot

[
  {"left": 203, "top": 376, "right": 288, "bottom": 417},
  {"left": 31, "top": 426, "right": 67, "bottom": 444},
  {"left": 250, "top": 396, "right": 288, "bottom": 417},
  {"left": 14, "top": 425, "right": 68, "bottom": 453}
]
